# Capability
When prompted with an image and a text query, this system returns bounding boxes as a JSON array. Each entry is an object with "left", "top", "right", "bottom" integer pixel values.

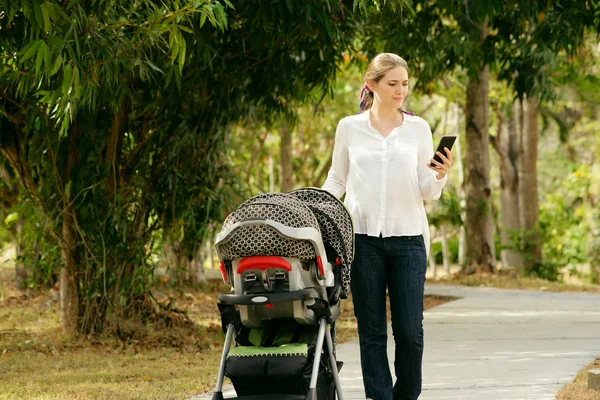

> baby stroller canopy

[
  {"left": 215, "top": 188, "right": 354, "bottom": 294},
  {"left": 288, "top": 188, "right": 354, "bottom": 267},
  {"left": 216, "top": 192, "right": 322, "bottom": 261},
  {"left": 288, "top": 188, "right": 354, "bottom": 293}
]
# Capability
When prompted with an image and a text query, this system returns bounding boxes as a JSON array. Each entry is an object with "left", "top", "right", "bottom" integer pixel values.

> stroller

[{"left": 212, "top": 188, "right": 354, "bottom": 400}]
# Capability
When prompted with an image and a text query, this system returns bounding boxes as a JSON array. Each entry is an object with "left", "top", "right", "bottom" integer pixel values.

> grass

[
  {"left": 0, "top": 261, "right": 452, "bottom": 400},
  {"left": 428, "top": 268, "right": 600, "bottom": 294},
  {"left": 0, "top": 261, "right": 227, "bottom": 400},
  {"left": 0, "top": 348, "right": 223, "bottom": 400},
  {"left": 4, "top": 256, "right": 599, "bottom": 400},
  {"left": 556, "top": 357, "right": 600, "bottom": 400}
]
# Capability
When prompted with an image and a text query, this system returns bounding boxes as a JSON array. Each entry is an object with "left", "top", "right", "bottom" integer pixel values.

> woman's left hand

[{"left": 428, "top": 147, "right": 453, "bottom": 180}]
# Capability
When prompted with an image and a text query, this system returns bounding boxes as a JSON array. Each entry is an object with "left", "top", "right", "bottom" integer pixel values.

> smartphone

[{"left": 429, "top": 135, "right": 457, "bottom": 167}]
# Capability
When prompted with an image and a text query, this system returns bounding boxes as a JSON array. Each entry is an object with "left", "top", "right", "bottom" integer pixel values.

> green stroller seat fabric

[{"left": 225, "top": 321, "right": 334, "bottom": 399}]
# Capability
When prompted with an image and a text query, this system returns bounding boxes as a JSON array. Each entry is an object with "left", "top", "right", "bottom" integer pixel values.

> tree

[
  {"left": 491, "top": 1, "right": 598, "bottom": 273},
  {"left": 0, "top": 0, "right": 406, "bottom": 336},
  {"left": 0, "top": 161, "right": 25, "bottom": 284},
  {"left": 360, "top": 0, "right": 600, "bottom": 274},
  {"left": 491, "top": 97, "right": 522, "bottom": 269},
  {"left": 360, "top": 2, "right": 502, "bottom": 272}
]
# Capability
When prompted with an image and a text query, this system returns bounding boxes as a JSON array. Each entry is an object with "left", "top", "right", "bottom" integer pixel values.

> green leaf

[
  {"left": 145, "top": 60, "right": 165, "bottom": 75},
  {"left": 178, "top": 223, "right": 184, "bottom": 242},
  {"left": 201, "top": 5, "right": 216, "bottom": 28},
  {"left": 165, "top": 67, "right": 173, "bottom": 88},
  {"left": 5, "top": 1, "right": 17, "bottom": 24},
  {"left": 178, "top": 37, "right": 186, "bottom": 73},
  {"left": 62, "top": 64, "right": 73, "bottom": 94},
  {"left": 213, "top": 2, "right": 227, "bottom": 30},
  {"left": 178, "top": 24, "right": 193, "bottom": 34},
  {"left": 41, "top": 41, "right": 52, "bottom": 73},
  {"left": 3, "top": 212, "right": 18, "bottom": 227},
  {"left": 72, "top": 66, "right": 80, "bottom": 97},
  {"left": 19, "top": 40, "right": 43, "bottom": 64},
  {"left": 59, "top": 119, "right": 69, "bottom": 139},
  {"left": 35, "top": 44, "right": 45, "bottom": 76},
  {"left": 65, "top": 181, "right": 72, "bottom": 200},
  {"left": 72, "top": 25, "right": 80, "bottom": 55},
  {"left": 170, "top": 28, "right": 180, "bottom": 65},
  {"left": 32, "top": 0, "right": 44, "bottom": 31},
  {"left": 285, "top": 0, "right": 293, "bottom": 13},
  {"left": 47, "top": 36, "right": 69, "bottom": 47},
  {"left": 174, "top": 66, "right": 182, "bottom": 91},
  {"left": 40, "top": 3, "right": 52, "bottom": 33},
  {"left": 50, "top": 54, "right": 63, "bottom": 77}
]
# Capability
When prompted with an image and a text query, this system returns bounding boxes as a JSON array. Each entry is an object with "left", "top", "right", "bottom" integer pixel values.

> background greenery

[{"left": 1, "top": 0, "right": 599, "bottom": 335}]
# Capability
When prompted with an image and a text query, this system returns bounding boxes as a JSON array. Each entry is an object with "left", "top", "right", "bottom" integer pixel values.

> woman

[{"left": 322, "top": 53, "right": 453, "bottom": 400}]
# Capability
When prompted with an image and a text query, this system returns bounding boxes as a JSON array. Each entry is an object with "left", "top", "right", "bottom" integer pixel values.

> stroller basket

[{"left": 224, "top": 320, "right": 336, "bottom": 399}]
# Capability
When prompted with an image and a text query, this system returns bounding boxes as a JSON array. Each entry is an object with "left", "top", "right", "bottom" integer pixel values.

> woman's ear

[{"left": 366, "top": 79, "right": 376, "bottom": 92}]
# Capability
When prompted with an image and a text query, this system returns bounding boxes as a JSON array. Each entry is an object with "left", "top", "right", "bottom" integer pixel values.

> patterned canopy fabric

[
  {"left": 288, "top": 188, "right": 354, "bottom": 266},
  {"left": 216, "top": 189, "right": 354, "bottom": 293},
  {"left": 217, "top": 193, "right": 320, "bottom": 261},
  {"left": 289, "top": 188, "right": 353, "bottom": 294}
]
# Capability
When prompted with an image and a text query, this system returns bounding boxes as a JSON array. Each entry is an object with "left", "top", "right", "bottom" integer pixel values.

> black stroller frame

[{"left": 211, "top": 189, "right": 354, "bottom": 400}]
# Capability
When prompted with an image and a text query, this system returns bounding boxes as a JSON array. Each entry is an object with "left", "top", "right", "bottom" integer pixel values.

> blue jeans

[{"left": 351, "top": 234, "right": 427, "bottom": 400}]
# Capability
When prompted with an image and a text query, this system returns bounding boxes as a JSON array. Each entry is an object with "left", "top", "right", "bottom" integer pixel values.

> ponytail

[{"left": 358, "top": 83, "right": 374, "bottom": 114}]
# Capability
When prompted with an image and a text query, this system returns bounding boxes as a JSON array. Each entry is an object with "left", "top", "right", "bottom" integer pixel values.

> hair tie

[{"left": 358, "top": 84, "right": 373, "bottom": 113}]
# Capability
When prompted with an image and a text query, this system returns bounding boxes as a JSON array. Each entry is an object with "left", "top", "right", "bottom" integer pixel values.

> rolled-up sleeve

[
  {"left": 322, "top": 120, "right": 349, "bottom": 199},
  {"left": 417, "top": 122, "right": 447, "bottom": 200}
]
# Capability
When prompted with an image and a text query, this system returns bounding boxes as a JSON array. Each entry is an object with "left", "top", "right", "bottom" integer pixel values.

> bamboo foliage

[{"left": 1, "top": 0, "right": 409, "bottom": 335}]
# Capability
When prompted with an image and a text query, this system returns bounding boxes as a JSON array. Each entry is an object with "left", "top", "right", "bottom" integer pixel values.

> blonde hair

[{"left": 359, "top": 53, "right": 409, "bottom": 113}]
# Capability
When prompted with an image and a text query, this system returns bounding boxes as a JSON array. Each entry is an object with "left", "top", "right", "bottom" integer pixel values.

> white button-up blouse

[{"left": 322, "top": 109, "right": 447, "bottom": 256}]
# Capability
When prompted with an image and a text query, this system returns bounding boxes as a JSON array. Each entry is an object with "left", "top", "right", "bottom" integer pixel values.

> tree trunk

[
  {"left": 464, "top": 66, "right": 495, "bottom": 274},
  {"left": 190, "top": 242, "right": 208, "bottom": 285},
  {"left": 206, "top": 238, "right": 215, "bottom": 270},
  {"left": 441, "top": 224, "right": 450, "bottom": 274},
  {"left": 518, "top": 95, "right": 542, "bottom": 272},
  {"left": 492, "top": 103, "right": 522, "bottom": 269},
  {"left": 60, "top": 123, "right": 81, "bottom": 336},
  {"left": 428, "top": 250, "right": 436, "bottom": 277},
  {"left": 165, "top": 239, "right": 186, "bottom": 283},
  {"left": 451, "top": 104, "right": 467, "bottom": 267},
  {"left": 0, "top": 158, "right": 29, "bottom": 286},
  {"left": 105, "top": 101, "right": 129, "bottom": 194},
  {"left": 268, "top": 156, "right": 275, "bottom": 192},
  {"left": 108, "top": 101, "right": 136, "bottom": 323},
  {"left": 163, "top": 238, "right": 210, "bottom": 285},
  {"left": 13, "top": 218, "right": 28, "bottom": 287},
  {"left": 279, "top": 118, "right": 294, "bottom": 192},
  {"left": 428, "top": 225, "right": 437, "bottom": 277}
]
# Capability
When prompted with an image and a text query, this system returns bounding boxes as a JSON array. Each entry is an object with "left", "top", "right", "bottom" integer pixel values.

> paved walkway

[{"left": 192, "top": 284, "right": 600, "bottom": 400}]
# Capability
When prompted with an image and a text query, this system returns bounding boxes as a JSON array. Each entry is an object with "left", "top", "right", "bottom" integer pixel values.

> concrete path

[{"left": 191, "top": 284, "right": 600, "bottom": 400}]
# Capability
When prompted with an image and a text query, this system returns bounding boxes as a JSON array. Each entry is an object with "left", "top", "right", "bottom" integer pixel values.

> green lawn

[{"left": 2, "top": 258, "right": 598, "bottom": 399}]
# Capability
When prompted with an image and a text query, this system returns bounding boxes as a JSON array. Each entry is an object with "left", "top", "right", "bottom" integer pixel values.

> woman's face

[{"left": 369, "top": 66, "right": 409, "bottom": 109}]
